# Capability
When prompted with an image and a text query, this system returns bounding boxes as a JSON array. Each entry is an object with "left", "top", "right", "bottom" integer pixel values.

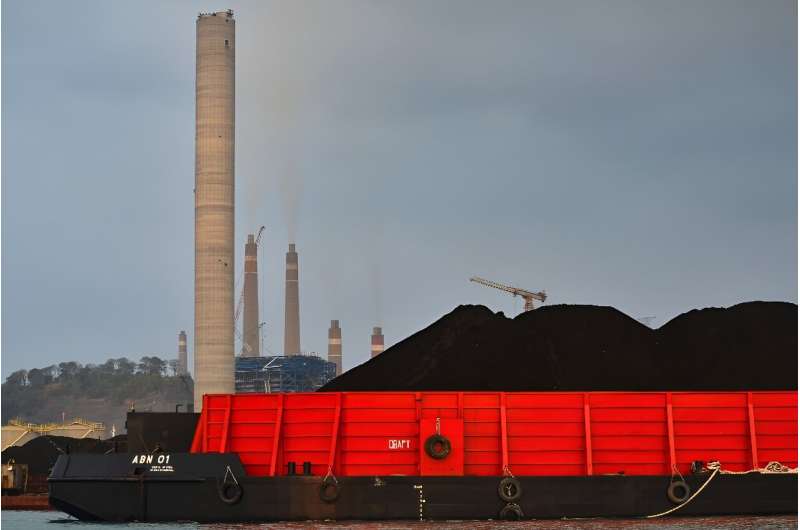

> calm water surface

[{"left": 2, "top": 511, "right": 797, "bottom": 530}]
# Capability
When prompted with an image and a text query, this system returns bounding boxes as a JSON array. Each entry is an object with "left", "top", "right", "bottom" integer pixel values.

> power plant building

[
  {"left": 283, "top": 244, "right": 301, "bottom": 356},
  {"left": 235, "top": 355, "right": 335, "bottom": 394},
  {"left": 328, "top": 320, "right": 342, "bottom": 376},
  {"left": 194, "top": 10, "right": 236, "bottom": 409},
  {"left": 241, "top": 234, "right": 260, "bottom": 356}
]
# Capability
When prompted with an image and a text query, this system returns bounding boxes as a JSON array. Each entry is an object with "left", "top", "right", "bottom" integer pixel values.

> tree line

[
  {"left": 2, "top": 357, "right": 193, "bottom": 421},
  {"left": 4, "top": 356, "right": 185, "bottom": 388}
]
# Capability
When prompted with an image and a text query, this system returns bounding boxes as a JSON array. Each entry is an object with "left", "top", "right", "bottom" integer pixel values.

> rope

[
  {"left": 763, "top": 461, "right": 796, "bottom": 473},
  {"left": 222, "top": 465, "right": 239, "bottom": 485},
  {"left": 716, "top": 460, "right": 797, "bottom": 475},
  {"left": 670, "top": 463, "right": 685, "bottom": 483},
  {"left": 644, "top": 460, "right": 796, "bottom": 519},
  {"left": 644, "top": 464, "right": 720, "bottom": 519}
]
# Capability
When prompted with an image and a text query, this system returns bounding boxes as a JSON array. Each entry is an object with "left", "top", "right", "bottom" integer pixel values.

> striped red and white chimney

[
  {"left": 328, "top": 320, "right": 342, "bottom": 376},
  {"left": 178, "top": 330, "right": 188, "bottom": 375},
  {"left": 370, "top": 327, "right": 384, "bottom": 358},
  {"left": 241, "top": 234, "right": 260, "bottom": 356},
  {"left": 283, "top": 243, "right": 301, "bottom": 356}
]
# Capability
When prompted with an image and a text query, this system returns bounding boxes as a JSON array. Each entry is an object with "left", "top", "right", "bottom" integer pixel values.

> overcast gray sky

[{"left": 2, "top": 0, "right": 797, "bottom": 378}]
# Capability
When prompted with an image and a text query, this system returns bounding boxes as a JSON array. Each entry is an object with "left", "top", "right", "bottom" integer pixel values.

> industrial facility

[
  {"left": 2, "top": 419, "right": 106, "bottom": 452},
  {"left": 234, "top": 355, "right": 335, "bottom": 394},
  {"left": 183, "top": 11, "right": 553, "bottom": 403},
  {"left": 193, "top": 10, "right": 236, "bottom": 409}
]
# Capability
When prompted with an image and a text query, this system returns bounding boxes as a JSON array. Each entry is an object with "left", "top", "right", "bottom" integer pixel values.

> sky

[{"left": 2, "top": 0, "right": 797, "bottom": 378}]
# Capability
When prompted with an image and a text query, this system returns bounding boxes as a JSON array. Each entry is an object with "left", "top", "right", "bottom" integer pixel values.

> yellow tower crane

[{"left": 469, "top": 276, "right": 547, "bottom": 312}]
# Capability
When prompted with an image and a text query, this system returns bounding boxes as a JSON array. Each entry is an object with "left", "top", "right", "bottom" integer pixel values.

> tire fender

[
  {"left": 424, "top": 434, "right": 451, "bottom": 460},
  {"left": 217, "top": 481, "right": 243, "bottom": 505},
  {"left": 499, "top": 502, "right": 524, "bottom": 520},
  {"left": 319, "top": 477, "right": 340, "bottom": 503},
  {"left": 667, "top": 480, "right": 691, "bottom": 504},
  {"left": 498, "top": 476, "right": 522, "bottom": 502}
]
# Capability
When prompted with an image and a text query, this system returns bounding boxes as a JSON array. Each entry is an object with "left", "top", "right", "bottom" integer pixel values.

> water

[{"left": 2, "top": 511, "right": 797, "bottom": 530}]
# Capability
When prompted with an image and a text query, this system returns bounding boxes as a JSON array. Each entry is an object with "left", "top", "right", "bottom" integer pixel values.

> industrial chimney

[
  {"left": 328, "top": 320, "right": 342, "bottom": 376},
  {"left": 178, "top": 331, "right": 188, "bottom": 375},
  {"left": 194, "top": 10, "right": 235, "bottom": 409},
  {"left": 371, "top": 327, "right": 384, "bottom": 358},
  {"left": 283, "top": 243, "right": 301, "bottom": 356},
  {"left": 241, "top": 234, "right": 260, "bottom": 356}
]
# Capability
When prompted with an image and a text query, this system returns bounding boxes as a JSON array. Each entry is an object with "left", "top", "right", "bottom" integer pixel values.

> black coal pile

[
  {"left": 2, "top": 435, "right": 126, "bottom": 475},
  {"left": 321, "top": 301, "right": 797, "bottom": 391}
]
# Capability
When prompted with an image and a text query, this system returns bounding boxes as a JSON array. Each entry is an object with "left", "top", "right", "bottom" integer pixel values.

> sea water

[{"left": 2, "top": 511, "right": 797, "bottom": 530}]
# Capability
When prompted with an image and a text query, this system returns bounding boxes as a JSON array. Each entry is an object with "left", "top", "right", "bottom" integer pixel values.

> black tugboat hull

[{"left": 49, "top": 454, "right": 797, "bottom": 522}]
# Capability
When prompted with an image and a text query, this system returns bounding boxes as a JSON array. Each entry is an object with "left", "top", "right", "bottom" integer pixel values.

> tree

[
  {"left": 5, "top": 370, "right": 27, "bottom": 386},
  {"left": 98, "top": 359, "right": 118, "bottom": 374},
  {"left": 57, "top": 362, "right": 81, "bottom": 380},
  {"left": 27, "top": 367, "right": 54, "bottom": 386},
  {"left": 138, "top": 356, "right": 166, "bottom": 377},
  {"left": 116, "top": 358, "right": 136, "bottom": 376}
]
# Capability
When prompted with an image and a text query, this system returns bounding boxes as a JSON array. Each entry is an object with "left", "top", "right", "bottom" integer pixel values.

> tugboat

[{"left": 49, "top": 390, "right": 796, "bottom": 521}]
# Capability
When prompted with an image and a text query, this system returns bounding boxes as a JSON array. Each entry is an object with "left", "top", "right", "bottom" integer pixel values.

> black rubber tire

[
  {"left": 667, "top": 480, "right": 691, "bottom": 504},
  {"left": 499, "top": 503, "right": 524, "bottom": 520},
  {"left": 217, "top": 481, "right": 243, "bottom": 505},
  {"left": 319, "top": 478, "right": 340, "bottom": 503},
  {"left": 424, "top": 434, "right": 451, "bottom": 460},
  {"left": 498, "top": 477, "right": 523, "bottom": 502}
]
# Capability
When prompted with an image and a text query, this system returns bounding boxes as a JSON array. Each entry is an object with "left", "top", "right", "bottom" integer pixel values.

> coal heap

[
  {"left": 321, "top": 301, "right": 797, "bottom": 391},
  {"left": 2, "top": 435, "right": 126, "bottom": 475}
]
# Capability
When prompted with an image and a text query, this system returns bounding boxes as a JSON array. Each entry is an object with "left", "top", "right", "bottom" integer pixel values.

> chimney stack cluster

[{"left": 190, "top": 12, "right": 389, "bottom": 404}]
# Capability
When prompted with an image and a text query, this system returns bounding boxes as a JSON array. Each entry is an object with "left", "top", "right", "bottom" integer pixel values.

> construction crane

[
  {"left": 234, "top": 226, "right": 265, "bottom": 351},
  {"left": 234, "top": 326, "right": 253, "bottom": 355},
  {"left": 469, "top": 276, "right": 547, "bottom": 312}
]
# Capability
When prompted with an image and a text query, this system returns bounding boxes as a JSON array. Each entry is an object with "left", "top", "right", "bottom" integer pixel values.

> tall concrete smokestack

[
  {"left": 194, "top": 10, "right": 235, "bottom": 409},
  {"left": 283, "top": 243, "right": 300, "bottom": 355},
  {"left": 328, "top": 320, "right": 342, "bottom": 376},
  {"left": 241, "top": 234, "right": 260, "bottom": 356},
  {"left": 371, "top": 327, "right": 384, "bottom": 358},
  {"left": 178, "top": 331, "right": 188, "bottom": 375}
]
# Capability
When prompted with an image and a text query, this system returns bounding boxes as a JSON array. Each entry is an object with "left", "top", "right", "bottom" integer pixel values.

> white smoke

[
  {"left": 279, "top": 158, "right": 304, "bottom": 243},
  {"left": 368, "top": 212, "right": 384, "bottom": 326}
]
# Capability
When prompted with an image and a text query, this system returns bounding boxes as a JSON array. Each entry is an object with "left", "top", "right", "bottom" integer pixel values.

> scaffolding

[{"left": 235, "top": 355, "right": 336, "bottom": 394}]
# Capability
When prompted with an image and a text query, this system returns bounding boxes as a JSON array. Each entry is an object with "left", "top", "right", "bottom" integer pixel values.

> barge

[{"left": 49, "top": 390, "right": 797, "bottom": 521}]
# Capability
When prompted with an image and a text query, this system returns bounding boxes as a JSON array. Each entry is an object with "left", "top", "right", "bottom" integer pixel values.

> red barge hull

[{"left": 49, "top": 390, "right": 798, "bottom": 521}]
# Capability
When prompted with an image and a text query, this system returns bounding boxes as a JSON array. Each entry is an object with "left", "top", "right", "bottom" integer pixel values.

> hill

[{"left": 2, "top": 357, "right": 193, "bottom": 432}]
